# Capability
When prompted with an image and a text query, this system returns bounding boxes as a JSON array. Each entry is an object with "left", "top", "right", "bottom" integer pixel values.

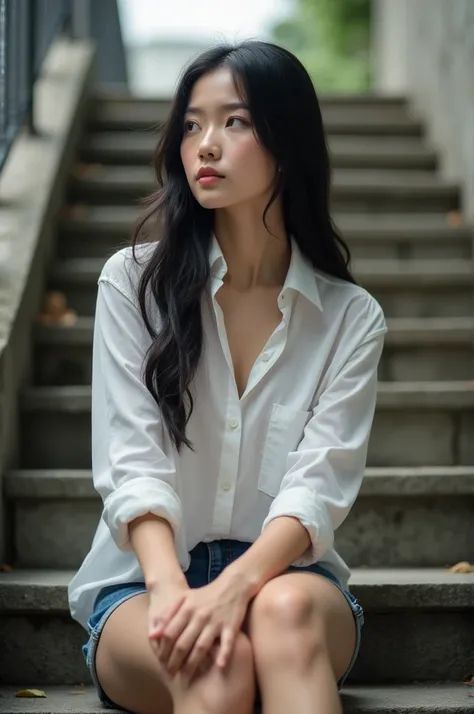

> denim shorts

[{"left": 83, "top": 539, "right": 364, "bottom": 710}]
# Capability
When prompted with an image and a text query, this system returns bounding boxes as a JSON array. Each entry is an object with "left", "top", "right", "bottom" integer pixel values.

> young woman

[{"left": 68, "top": 39, "right": 387, "bottom": 714}]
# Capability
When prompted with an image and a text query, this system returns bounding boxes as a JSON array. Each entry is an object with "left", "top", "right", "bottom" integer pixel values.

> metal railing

[
  {"left": 0, "top": 0, "right": 73, "bottom": 172},
  {"left": 0, "top": 0, "right": 128, "bottom": 174}
]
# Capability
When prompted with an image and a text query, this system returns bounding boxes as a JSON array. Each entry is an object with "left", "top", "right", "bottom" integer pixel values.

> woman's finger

[
  {"left": 150, "top": 639, "right": 179, "bottom": 685},
  {"left": 216, "top": 626, "right": 236, "bottom": 669},
  {"left": 156, "top": 608, "right": 192, "bottom": 666},
  {"left": 167, "top": 619, "right": 210, "bottom": 676},
  {"left": 188, "top": 651, "right": 214, "bottom": 685},
  {"left": 182, "top": 626, "right": 218, "bottom": 680}
]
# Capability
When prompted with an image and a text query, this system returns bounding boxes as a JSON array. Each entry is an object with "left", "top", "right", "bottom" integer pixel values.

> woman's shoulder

[
  {"left": 314, "top": 268, "right": 387, "bottom": 336},
  {"left": 99, "top": 241, "right": 157, "bottom": 305}
]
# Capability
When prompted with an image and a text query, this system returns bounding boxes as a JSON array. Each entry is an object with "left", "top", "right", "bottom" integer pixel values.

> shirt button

[
  {"left": 221, "top": 481, "right": 231, "bottom": 491},
  {"left": 229, "top": 419, "right": 239, "bottom": 429},
  {"left": 262, "top": 352, "right": 270, "bottom": 362}
]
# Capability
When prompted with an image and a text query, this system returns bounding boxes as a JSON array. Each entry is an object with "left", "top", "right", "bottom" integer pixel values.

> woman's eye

[
  {"left": 227, "top": 116, "right": 247, "bottom": 127},
  {"left": 183, "top": 117, "right": 248, "bottom": 133}
]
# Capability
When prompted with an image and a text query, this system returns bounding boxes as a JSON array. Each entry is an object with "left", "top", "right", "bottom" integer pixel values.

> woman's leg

[
  {"left": 95, "top": 591, "right": 256, "bottom": 714},
  {"left": 243, "top": 572, "right": 357, "bottom": 714}
]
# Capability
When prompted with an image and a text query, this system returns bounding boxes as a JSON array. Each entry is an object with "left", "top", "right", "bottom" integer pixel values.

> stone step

[
  {"left": 32, "top": 317, "right": 474, "bottom": 386},
  {"left": 67, "top": 165, "right": 458, "bottom": 212},
  {"left": 4, "top": 467, "right": 474, "bottom": 570},
  {"left": 88, "top": 98, "right": 423, "bottom": 136},
  {"left": 57, "top": 208, "right": 473, "bottom": 261},
  {"left": 0, "top": 568, "right": 472, "bottom": 685},
  {"left": 80, "top": 132, "right": 437, "bottom": 170},
  {"left": 47, "top": 257, "right": 474, "bottom": 318},
  {"left": 0, "top": 683, "right": 471, "bottom": 714},
  {"left": 17, "top": 382, "right": 474, "bottom": 470},
  {"left": 93, "top": 90, "right": 409, "bottom": 110}
]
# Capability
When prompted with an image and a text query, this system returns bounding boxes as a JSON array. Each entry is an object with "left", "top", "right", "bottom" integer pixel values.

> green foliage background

[{"left": 270, "top": 0, "right": 372, "bottom": 92}]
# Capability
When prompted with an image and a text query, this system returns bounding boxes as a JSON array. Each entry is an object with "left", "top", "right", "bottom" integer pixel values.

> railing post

[
  {"left": 6, "top": 0, "right": 18, "bottom": 134},
  {"left": 70, "top": 0, "right": 91, "bottom": 40},
  {"left": 0, "top": 0, "right": 7, "bottom": 150},
  {"left": 25, "top": 0, "right": 36, "bottom": 135}
]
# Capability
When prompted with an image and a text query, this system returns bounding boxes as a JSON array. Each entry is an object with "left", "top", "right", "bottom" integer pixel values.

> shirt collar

[{"left": 209, "top": 232, "right": 323, "bottom": 311}]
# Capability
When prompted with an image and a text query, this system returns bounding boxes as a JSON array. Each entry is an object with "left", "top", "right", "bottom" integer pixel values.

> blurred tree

[{"left": 271, "top": 0, "right": 372, "bottom": 92}]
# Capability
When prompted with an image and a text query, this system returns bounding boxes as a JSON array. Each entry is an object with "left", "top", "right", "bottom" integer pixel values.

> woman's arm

[
  {"left": 129, "top": 513, "right": 187, "bottom": 591},
  {"left": 92, "top": 255, "right": 184, "bottom": 579}
]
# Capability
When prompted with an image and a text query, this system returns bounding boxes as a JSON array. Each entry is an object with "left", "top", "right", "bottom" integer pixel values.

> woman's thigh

[{"left": 95, "top": 592, "right": 174, "bottom": 714}]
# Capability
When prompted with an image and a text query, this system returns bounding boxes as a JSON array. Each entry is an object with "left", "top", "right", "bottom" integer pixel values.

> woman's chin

[{"left": 195, "top": 195, "right": 234, "bottom": 210}]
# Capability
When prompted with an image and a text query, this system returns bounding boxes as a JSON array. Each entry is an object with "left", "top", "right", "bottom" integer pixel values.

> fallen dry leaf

[
  {"left": 72, "top": 163, "right": 103, "bottom": 178},
  {"left": 446, "top": 210, "right": 463, "bottom": 227},
  {"left": 15, "top": 690, "right": 46, "bottom": 698},
  {"left": 0, "top": 564, "right": 13, "bottom": 573},
  {"left": 449, "top": 562, "right": 474, "bottom": 574},
  {"left": 61, "top": 204, "right": 88, "bottom": 220}
]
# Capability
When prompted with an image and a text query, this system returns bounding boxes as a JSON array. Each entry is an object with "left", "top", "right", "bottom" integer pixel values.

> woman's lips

[{"left": 197, "top": 175, "right": 224, "bottom": 185}]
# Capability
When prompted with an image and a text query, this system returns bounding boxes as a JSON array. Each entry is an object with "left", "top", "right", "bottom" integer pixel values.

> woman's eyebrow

[{"left": 184, "top": 102, "right": 249, "bottom": 116}]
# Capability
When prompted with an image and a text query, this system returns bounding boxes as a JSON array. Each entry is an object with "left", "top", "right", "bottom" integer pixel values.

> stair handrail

[{"left": 0, "top": 0, "right": 128, "bottom": 175}]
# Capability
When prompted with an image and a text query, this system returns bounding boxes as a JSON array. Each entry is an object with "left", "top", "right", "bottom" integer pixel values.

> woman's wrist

[
  {"left": 221, "top": 563, "right": 261, "bottom": 600},
  {"left": 146, "top": 573, "right": 188, "bottom": 594}
]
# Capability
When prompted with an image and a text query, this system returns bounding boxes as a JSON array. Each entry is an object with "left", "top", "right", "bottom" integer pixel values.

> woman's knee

[{"left": 248, "top": 580, "right": 327, "bottom": 667}]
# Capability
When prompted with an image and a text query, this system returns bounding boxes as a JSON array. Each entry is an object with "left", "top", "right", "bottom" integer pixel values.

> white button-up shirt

[{"left": 68, "top": 233, "right": 387, "bottom": 630}]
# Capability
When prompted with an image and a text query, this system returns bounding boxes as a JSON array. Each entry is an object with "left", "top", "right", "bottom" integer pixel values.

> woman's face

[{"left": 180, "top": 67, "right": 279, "bottom": 210}]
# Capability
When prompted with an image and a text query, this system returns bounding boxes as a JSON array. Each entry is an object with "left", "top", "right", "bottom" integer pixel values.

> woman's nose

[{"left": 199, "top": 144, "right": 220, "bottom": 160}]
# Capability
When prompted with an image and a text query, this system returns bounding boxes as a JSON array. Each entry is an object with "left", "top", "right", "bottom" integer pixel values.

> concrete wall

[
  {"left": 126, "top": 38, "right": 212, "bottom": 98},
  {"left": 0, "top": 39, "right": 96, "bottom": 562},
  {"left": 372, "top": 0, "right": 474, "bottom": 221}
]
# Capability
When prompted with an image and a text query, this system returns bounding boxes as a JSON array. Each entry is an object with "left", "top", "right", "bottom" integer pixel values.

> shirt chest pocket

[{"left": 258, "top": 403, "right": 312, "bottom": 498}]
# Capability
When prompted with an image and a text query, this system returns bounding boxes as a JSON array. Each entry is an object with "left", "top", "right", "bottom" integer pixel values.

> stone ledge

[
  {"left": 66, "top": 165, "right": 458, "bottom": 194},
  {"left": 94, "top": 89, "right": 409, "bottom": 106},
  {"left": 0, "top": 683, "right": 471, "bottom": 713},
  {"left": 80, "top": 132, "right": 438, "bottom": 169},
  {"left": 89, "top": 103, "right": 423, "bottom": 136},
  {"left": 5, "top": 467, "right": 474, "bottom": 500},
  {"left": 18, "top": 382, "right": 474, "bottom": 413},
  {"left": 48, "top": 256, "right": 474, "bottom": 288},
  {"left": 32, "top": 316, "right": 474, "bottom": 347},
  {"left": 376, "top": 381, "right": 474, "bottom": 408},
  {"left": 0, "top": 569, "right": 472, "bottom": 613},
  {"left": 58, "top": 207, "right": 472, "bottom": 240},
  {"left": 384, "top": 317, "right": 474, "bottom": 344}
]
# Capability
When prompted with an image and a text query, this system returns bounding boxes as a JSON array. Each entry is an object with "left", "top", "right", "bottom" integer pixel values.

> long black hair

[{"left": 129, "top": 39, "right": 357, "bottom": 454}]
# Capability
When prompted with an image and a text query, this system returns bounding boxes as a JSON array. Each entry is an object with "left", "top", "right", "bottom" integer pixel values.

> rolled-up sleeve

[
  {"left": 91, "top": 272, "right": 182, "bottom": 552},
  {"left": 261, "top": 309, "right": 387, "bottom": 567}
]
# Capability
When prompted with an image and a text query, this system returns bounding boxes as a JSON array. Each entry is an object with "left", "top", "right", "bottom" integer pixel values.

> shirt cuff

[
  {"left": 260, "top": 485, "right": 334, "bottom": 567},
  {"left": 102, "top": 476, "right": 182, "bottom": 551}
]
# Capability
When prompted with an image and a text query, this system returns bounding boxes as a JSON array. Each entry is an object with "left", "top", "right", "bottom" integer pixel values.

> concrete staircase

[{"left": 1, "top": 93, "right": 473, "bottom": 713}]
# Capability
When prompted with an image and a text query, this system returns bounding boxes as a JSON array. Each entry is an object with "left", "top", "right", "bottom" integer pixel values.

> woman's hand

[
  {"left": 147, "top": 582, "right": 196, "bottom": 681},
  {"left": 148, "top": 570, "right": 252, "bottom": 681}
]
